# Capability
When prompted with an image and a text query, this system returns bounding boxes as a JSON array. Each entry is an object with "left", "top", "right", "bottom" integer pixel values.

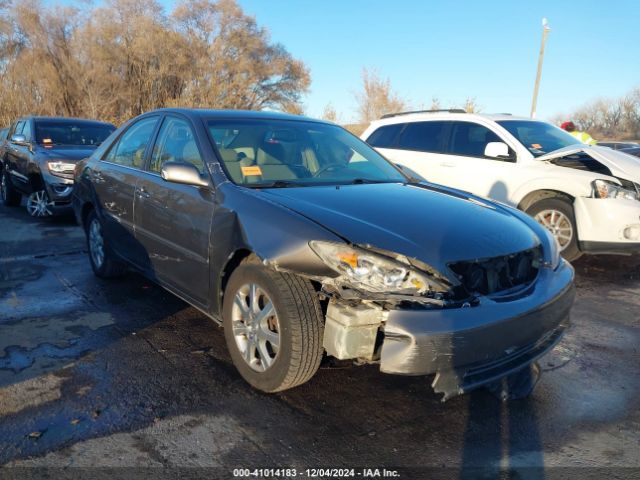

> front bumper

[
  {"left": 574, "top": 197, "right": 640, "bottom": 253},
  {"left": 379, "top": 260, "right": 575, "bottom": 399},
  {"left": 43, "top": 171, "right": 74, "bottom": 213}
]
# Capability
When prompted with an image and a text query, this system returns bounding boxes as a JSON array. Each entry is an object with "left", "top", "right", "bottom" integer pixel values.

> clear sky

[{"left": 231, "top": 0, "right": 639, "bottom": 122}]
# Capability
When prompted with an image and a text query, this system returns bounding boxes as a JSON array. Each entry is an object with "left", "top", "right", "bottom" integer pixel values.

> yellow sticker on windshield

[
  {"left": 531, "top": 143, "right": 542, "bottom": 149},
  {"left": 241, "top": 165, "right": 262, "bottom": 176}
]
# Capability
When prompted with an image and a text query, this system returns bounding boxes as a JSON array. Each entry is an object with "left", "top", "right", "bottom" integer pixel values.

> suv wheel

[
  {"left": 222, "top": 257, "right": 324, "bottom": 392},
  {"left": 1, "top": 170, "right": 21, "bottom": 207},
  {"left": 85, "top": 210, "right": 127, "bottom": 278},
  {"left": 526, "top": 197, "right": 582, "bottom": 262},
  {"left": 26, "top": 190, "right": 54, "bottom": 217}
]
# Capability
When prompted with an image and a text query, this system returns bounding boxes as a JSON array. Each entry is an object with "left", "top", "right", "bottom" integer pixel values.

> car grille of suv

[{"left": 448, "top": 246, "right": 541, "bottom": 296}]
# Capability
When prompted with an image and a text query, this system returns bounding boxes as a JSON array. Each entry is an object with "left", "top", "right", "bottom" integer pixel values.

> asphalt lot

[{"left": 0, "top": 202, "right": 639, "bottom": 478}]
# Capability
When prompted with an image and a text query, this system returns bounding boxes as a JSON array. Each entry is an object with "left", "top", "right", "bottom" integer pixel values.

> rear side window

[
  {"left": 449, "top": 122, "right": 502, "bottom": 158},
  {"left": 103, "top": 117, "right": 158, "bottom": 169},
  {"left": 396, "top": 121, "right": 449, "bottom": 153},
  {"left": 149, "top": 117, "right": 204, "bottom": 174},
  {"left": 366, "top": 123, "right": 403, "bottom": 148}
]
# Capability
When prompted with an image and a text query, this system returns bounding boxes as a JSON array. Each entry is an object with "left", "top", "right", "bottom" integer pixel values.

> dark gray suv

[
  {"left": 1, "top": 116, "right": 115, "bottom": 216},
  {"left": 72, "top": 108, "right": 575, "bottom": 400}
]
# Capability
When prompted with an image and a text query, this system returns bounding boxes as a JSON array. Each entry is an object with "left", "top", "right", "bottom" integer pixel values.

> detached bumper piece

[{"left": 431, "top": 323, "right": 565, "bottom": 400}]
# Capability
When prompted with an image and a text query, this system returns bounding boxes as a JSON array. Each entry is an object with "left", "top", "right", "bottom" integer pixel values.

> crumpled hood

[
  {"left": 261, "top": 183, "right": 540, "bottom": 274},
  {"left": 536, "top": 145, "right": 640, "bottom": 181},
  {"left": 35, "top": 145, "right": 97, "bottom": 162}
]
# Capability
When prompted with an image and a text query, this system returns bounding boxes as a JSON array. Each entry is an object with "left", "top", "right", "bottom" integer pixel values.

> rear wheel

[
  {"left": 526, "top": 197, "right": 582, "bottom": 262},
  {"left": 85, "top": 210, "right": 127, "bottom": 278},
  {"left": 26, "top": 190, "right": 54, "bottom": 217},
  {"left": 222, "top": 257, "right": 324, "bottom": 392},
  {"left": 1, "top": 170, "right": 21, "bottom": 207}
]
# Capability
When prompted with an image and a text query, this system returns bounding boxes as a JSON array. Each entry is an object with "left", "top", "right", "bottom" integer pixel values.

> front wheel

[
  {"left": 526, "top": 197, "right": 582, "bottom": 262},
  {"left": 26, "top": 190, "right": 54, "bottom": 217},
  {"left": 1, "top": 170, "right": 22, "bottom": 207},
  {"left": 222, "top": 258, "right": 324, "bottom": 392}
]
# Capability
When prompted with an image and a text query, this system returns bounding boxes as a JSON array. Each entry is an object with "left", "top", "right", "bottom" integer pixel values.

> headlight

[
  {"left": 592, "top": 179, "right": 639, "bottom": 201},
  {"left": 47, "top": 161, "right": 76, "bottom": 176},
  {"left": 309, "top": 241, "right": 449, "bottom": 295},
  {"left": 541, "top": 227, "right": 561, "bottom": 269}
]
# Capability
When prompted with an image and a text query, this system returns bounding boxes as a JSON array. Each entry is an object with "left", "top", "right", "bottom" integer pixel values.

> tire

[
  {"left": 84, "top": 210, "right": 127, "bottom": 278},
  {"left": 526, "top": 197, "right": 582, "bottom": 262},
  {"left": 1, "top": 169, "right": 21, "bottom": 207},
  {"left": 222, "top": 257, "right": 324, "bottom": 392},
  {"left": 26, "top": 189, "right": 54, "bottom": 217}
]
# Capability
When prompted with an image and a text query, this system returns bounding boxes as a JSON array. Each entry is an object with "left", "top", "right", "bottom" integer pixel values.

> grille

[{"left": 448, "top": 246, "right": 541, "bottom": 296}]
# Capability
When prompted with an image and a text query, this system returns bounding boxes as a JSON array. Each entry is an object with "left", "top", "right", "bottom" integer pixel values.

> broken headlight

[
  {"left": 592, "top": 179, "right": 639, "bottom": 201},
  {"left": 309, "top": 241, "right": 449, "bottom": 295}
]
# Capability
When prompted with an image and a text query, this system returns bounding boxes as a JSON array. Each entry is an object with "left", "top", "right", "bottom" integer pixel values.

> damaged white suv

[{"left": 362, "top": 111, "right": 640, "bottom": 261}]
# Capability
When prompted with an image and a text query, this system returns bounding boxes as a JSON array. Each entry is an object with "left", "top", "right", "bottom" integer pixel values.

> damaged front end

[{"left": 310, "top": 241, "right": 574, "bottom": 401}]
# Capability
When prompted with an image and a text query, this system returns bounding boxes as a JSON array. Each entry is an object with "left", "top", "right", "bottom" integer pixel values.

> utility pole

[{"left": 531, "top": 18, "right": 551, "bottom": 119}]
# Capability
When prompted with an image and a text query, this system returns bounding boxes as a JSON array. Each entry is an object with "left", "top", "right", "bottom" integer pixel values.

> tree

[
  {"left": 354, "top": 68, "right": 407, "bottom": 123},
  {"left": 321, "top": 103, "right": 339, "bottom": 122},
  {"left": 0, "top": 0, "right": 310, "bottom": 126}
]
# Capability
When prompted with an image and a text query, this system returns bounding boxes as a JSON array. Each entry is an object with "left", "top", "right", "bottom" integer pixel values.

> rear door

[
  {"left": 441, "top": 121, "right": 518, "bottom": 202},
  {"left": 90, "top": 115, "right": 160, "bottom": 268},
  {"left": 369, "top": 121, "right": 454, "bottom": 186},
  {"left": 134, "top": 114, "right": 215, "bottom": 306}
]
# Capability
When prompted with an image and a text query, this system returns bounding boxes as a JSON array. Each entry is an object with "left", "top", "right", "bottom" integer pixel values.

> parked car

[
  {"left": 362, "top": 110, "right": 640, "bottom": 261},
  {"left": 598, "top": 141, "right": 640, "bottom": 150},
  {"left": 621, "top": 146, "right": 640, "bottom": 158},
  {"left": 0, "top": 127, "right": 9, "bottom": 165},
  {"left": 73, "top": 108, "right": 574, "bottom": 400},
  {"left": 0, "top": 116, "right": 116, "bottom": 216}
]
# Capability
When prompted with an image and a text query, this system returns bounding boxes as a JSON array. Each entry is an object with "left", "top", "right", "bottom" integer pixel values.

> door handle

[
  {"left": 136, "top": 186, "right": 151, "bottom": 199},
  {"left": 439, "top": 162, "right": 455, "bottom": 167}
]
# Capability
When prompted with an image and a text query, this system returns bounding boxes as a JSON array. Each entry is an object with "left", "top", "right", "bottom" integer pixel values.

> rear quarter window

[{"left": 366, "top": 123, "right": 403, "bottom": 148}]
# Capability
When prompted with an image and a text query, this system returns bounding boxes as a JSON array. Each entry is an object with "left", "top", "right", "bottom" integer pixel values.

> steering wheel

[{"left": 313, "top": 163, "right": 346, "bottom": 177}]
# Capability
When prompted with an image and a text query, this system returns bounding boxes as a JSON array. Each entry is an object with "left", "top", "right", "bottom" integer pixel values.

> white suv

[{"left": 361, "top": 110, "right": 640, "bottom": 261}]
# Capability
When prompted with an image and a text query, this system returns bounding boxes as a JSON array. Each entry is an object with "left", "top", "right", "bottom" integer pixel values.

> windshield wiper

[
  {"left": 247, "top": 180, "right": 310, "bottom": 189},
  {"left": 348, "top": 178, "right": 397, "bottom": 184}
]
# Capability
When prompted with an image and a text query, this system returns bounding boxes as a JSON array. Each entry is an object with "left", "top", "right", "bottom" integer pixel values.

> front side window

[
  {"left": 396, "top": 121, "right": 449, "bottom": 153},
  {"left": 149, "top": 117, "right": 204, "bottom": 174},
  {"left": 448, "top": 122, "right": 503, "bottom": 158},
  {"left": 497, "top": 120, "right": 579, "bottom": 157},
  {"left": 34, "top": 121, "right": 115, "bottom": 146},
  {"left": 104, "top": 117, "right": 158, "bottom": 168},
  {"left": 207, "top": 119, "right": 407, "bottom": 187},
  {"left": 21, "top": 121, "right": 32, "bottom": 141}
]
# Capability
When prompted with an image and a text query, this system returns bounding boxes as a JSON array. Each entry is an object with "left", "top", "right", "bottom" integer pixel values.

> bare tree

[
  {"left": 354, "top": 68, "right": 407, "bottom": 123},
  {"left": 0, "top": 0, "right": 310, "bottom": 126},
  {"left": 321, "top": 103, "right": 339, "bottom": 122}
]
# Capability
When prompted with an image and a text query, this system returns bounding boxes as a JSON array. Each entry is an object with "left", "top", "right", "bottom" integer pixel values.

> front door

[{"left": 134, "top": 115, "right": 215, "bottom": 306}]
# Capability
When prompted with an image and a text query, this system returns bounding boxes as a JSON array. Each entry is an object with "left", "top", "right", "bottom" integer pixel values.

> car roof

[
  {"left": 370, "top": 111, "right": 536, "bottom": 126},
  {"left": 150, "top": 108, "right": 331, "bottom": 125}
]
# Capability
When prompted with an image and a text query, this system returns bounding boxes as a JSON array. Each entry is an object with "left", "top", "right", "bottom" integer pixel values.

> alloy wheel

[
  {"left": 231, "top": 283, "right": 281, "bottom": 372},
  {"left": 26, "top": 190, "right": 54, "bottom": 217},
  {"left": 88, "top": 218, "right": 105, "bottom": 269},
  {"left": 534, "top": 209, "right": 573, "bottom": 252}
]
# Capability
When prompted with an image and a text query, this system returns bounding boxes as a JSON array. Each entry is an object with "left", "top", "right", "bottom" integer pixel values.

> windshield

[
  {"left": 497, "top": 120, "right": 580, "bottom": 157},
  {"left": 207, "top": 119, "right": 407, "bottom": 187},
  {"left": 35, "top": 121, "right": 115, "bottom": 146}
]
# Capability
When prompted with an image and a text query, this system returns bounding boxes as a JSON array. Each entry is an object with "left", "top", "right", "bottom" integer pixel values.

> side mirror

[
  {"left": 484, "top": 142, "right": 512, "bottom": 159},
  {"left": 11, "top": 134, "right": 27, "bottom": 145},
  {"left": 161, "top": 161, "right": 209, "bottom": 188}
]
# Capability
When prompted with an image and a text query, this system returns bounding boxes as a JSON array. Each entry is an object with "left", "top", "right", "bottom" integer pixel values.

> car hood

[
  {"left": 536, "top": 145, "right": 640, "bottom": 180},
  {"left": 260, "top": 183, "right": 540, "bottom": 274},
  {"left": 36, "top": 145, "right": 97, "bottom": 162}
]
